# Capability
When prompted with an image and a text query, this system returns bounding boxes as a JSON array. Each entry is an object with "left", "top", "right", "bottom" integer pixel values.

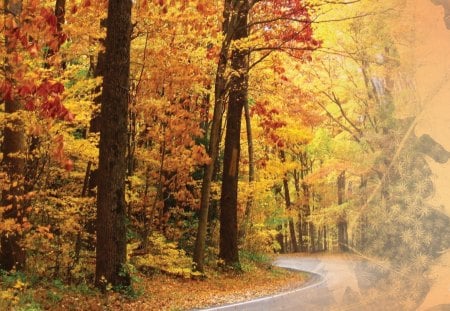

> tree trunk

[
  {"left": 95, "top": 0, "right": 132, "bottom": 288},
  {"left": 281, "top": 151, "right": 298, "bottom": 253},
  {"left": 301, "top": 180, "right": 312, "bottom": 251},
  {"left": 54, "top": 0, "right": 66, "bottom": 32},
  {"left": 337, "top": 171, "right": 348, "bottom": 252},
  {"left": 239, "top": 98, "right": 255, "bottom": 240},
  {"left": 0, "top": 0, "right": 26, "bottom": 271},
  {"left": 294, "top": 169, "right": 304, "bottom": 252},
  {"left": 219, "top": 2, "right": 249, "bottom": 268},
  {"left": 193, "top": 0, "right": 235, "bottom": 272},
  {"left": 317, "top": 227, "right": 323, "bottom": 251},
  {"left": 309, "top": 221, "right": 315, "bottom": 252},
  {"left": 288, "top": 218, "right": 298, "bottom": 253},
  {"left": 276, "top": 225, "right": 285, "bottom": 253}
]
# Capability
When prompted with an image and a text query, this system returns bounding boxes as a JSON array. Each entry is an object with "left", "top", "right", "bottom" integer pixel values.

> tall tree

[
  {"left": 280, "top": 150, "right": 299, "bottom": 252},
  {"left": 193, "top": 0, "right": 239, "bottom": 272},
  {"left": 95, "top": 0, "right": 132, "bottom": 288},
  {"left": 0, "top": 0, "right": 25, "bottom": 271},
  {"left": 239, "top": 97, "right": 255, "bottom": 240},
  {"left": 219, "top": 0, "right": 250, "bottom": 267}
]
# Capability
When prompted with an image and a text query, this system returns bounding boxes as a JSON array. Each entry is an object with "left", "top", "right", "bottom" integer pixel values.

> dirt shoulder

[{"left": 18, "top": 262, "right": 308, "bottom": 311}]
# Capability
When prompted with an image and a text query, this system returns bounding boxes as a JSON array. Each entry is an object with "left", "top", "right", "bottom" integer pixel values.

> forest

[{"left": 1, "top": 0, "right": 450, "bottom": 310}]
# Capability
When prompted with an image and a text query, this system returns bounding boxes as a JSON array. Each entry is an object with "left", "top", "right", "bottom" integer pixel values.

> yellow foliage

[
  {"left": 129, "top": 232, "right": 198, "bottom": 279},
  {"left": 243, "top": 224, "right": 281, "bottom": 254}
]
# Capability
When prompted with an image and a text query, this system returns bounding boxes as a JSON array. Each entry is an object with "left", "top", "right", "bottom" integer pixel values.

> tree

[
  {"left": 0, "top": 0, "right": 26, "bottom": 271},
  {"left": 193, "top": 0, "right": 241, "bottom": 272},
  {"left": 1, "top": 0, "right": 68, "bottom": 270},
  {"left": 219, "top": 0, "right": 250, "bottom": 267},
  {"left": 95, "top": 0, "right": 132, "bottom": 288},
  {"left": 217, "top": 0, "right": 319, "bottom": 267}
]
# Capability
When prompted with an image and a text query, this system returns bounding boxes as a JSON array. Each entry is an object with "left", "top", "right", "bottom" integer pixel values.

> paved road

[{"left": 199, "top": 254, "right": 397, "bottom": 311}]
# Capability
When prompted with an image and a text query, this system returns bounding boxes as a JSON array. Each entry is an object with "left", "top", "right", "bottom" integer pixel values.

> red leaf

[
  {"left": 36, "top": 82, "right": 51, "bottom": 97},
  {"left": 25, "top": 100, "right": 36, "bottom": 111},
  {"left": 42, "top": 8, "right": 57, "bottom": 28},
  {"left": 50, "top": 82, "right": 64, "bottom": 94},
  {"left": 1, "top": 82, "right": 13, "bottom": 102},
  {"left": 19, "top": 84, "right": 35, "bottom": 97}
]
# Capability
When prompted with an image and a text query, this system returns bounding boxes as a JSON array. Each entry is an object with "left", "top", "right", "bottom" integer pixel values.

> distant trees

[{"left": 195, "top": 0, "right": 319, "bottom": 270}]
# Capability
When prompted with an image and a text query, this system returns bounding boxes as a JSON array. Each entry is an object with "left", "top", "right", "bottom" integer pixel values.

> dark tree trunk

[
  {"left": 193, "top": 0, "right": 234, "bottom": 272},
  {"left": 309, "top": 221, "right": 315, "bottom": 252},
  {"left": 337, "top": 171, "right": 348, "bottom": 252},
  {"left": 301, "top": 178, "right": 312, "bottom": 251},
  {"left": 288, "top": 218, "right": 299, "bottom": 252},
  {"left": 54, "top": 0, "right": 66, "bottom": 32},
  {"left": 298, "top": 153, "right": 314, "bottom": 252},
  {"left": 317, "top": 227, "right": 323, "bottom": 251},
  {"left": 239, "top": 98, "right": 255, "bottom": 240},
  {"left": 280, "top": 151, "right": 298, "bottom": 252},
  {"left": 294, "top": 169, "right": 305, "bottom": 252},
  {"left": 219, "top": 2, "right": 249, "bottom": 268},
  {"left": 0, "top": 0, "right": 26, "bottom": 271},
  {"left": 276, "top": 225, "right": 285, "bottom": 253},
  {"left": 297, "top": 216, "right": 304, "bottom": 252},
  {"left": 95, "top": 0, "right": 132, "bottom": 288},
  {"left": 43, "top": 0, "right": 65, "bottom": 63}
]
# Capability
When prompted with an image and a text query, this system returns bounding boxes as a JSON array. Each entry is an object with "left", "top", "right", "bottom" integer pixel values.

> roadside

[{"left": 1, "top": 256, "right": 309, "bottom": 311}]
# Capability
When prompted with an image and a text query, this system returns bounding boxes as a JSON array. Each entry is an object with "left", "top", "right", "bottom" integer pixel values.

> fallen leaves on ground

[{"left": 35, "top": 264, "right": 307, "bottom": 311}]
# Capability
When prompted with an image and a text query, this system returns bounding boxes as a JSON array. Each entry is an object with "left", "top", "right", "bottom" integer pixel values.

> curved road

[{"left": 199, "top": 254, "right": 400, "bottom": 311}]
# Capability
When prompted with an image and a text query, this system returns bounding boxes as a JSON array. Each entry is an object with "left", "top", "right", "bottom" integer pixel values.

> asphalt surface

[{"left": 198, "top": 254, "right": 395, "bottom": 311}]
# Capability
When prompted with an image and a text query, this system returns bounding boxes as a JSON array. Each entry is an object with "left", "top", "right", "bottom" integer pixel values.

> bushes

[
  {"left": 129, "top": 232, "right": 201, "bottom": 279},
  {"left": 242, "top": 224, "right": 281, "bottom": 254}
]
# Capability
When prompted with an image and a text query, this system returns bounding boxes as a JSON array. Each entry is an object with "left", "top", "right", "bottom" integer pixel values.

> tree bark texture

[
  {"left": 54, "top": 0, "right": 66, "bottom": 33},
  {"left": 95, "top": 0, "right": 132, "bottom": 288},
  {"left": 193, "top": 0, "right": 235, "bottom": 272},
  {"left": 219, "top": 1, "right": 249, "bottom": 267},
  {"left": 0, "top": 0, "right": 26, "bottom": 271}
]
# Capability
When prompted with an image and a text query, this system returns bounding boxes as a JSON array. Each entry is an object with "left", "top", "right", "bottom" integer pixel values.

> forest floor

[{"left": 2, "top": 259, "right": 308, "bottom": 311}]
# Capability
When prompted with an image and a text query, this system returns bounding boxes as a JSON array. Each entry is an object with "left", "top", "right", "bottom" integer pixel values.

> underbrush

[{"left": 0, "top": 231, "right": 302, "bottom": 311}]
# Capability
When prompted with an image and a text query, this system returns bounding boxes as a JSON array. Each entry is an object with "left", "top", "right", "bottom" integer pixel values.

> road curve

[{"left": 198, "top": 254, "right": 391, "bottom": 311}]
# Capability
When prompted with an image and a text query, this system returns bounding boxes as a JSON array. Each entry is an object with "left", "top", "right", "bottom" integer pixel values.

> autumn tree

[
  {"left": 218, "top": 0, "right": 250, "bottom": 268},
  {"left": 0, "top": 0, "right": 25, "bottom": 271},
  {"left": 95, "top": 0, "right": 133, "bottom": 288},
  {"left": 1, "top": 0, "right": 69, "bottom": 270},
  {"left": 193, "top": 0, "right": 243, "bottom": 272},
  {"left": 215, "top": 0, "right": 320, "bottom": 267}
]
